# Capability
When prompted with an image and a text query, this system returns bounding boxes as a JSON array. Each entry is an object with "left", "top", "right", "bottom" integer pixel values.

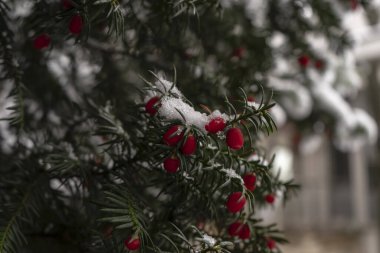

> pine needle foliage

[
  {"left": 0, "top": 0, "right": 355, "bottom": 252},
  {"left": 0, "top": 0, "right": 24, "bottom": 129},
  {"left": 0, "top": 162, "right": 47, "bottom": 253}
]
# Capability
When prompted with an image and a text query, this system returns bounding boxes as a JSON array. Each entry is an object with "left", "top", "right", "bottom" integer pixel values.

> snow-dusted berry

[
  {"left": 205, "top": 117, "right": 226, "bottom": 134},
  {"left": 163, "top": 156, "right": 180, "bottom": 173},
  {"left": 33, "top": 34, "right": 51, "bottom": 50},
  {"left": 69, "top": 14, "right": 83, "bottom": 35},
  {"left": 226, "top": 192, "right": 246, "bottom": 213},
  {"left": 265, "top": 193, "right": 275, "bottom": 204},
  {"left": 181, "top": 134, "right": 196, "bottom": 155},
  {"left": 163, "top": 125, "right": 183, "bottom": 146},
  {"left": 124, "top": 237, "right": 140, "bottom": 251},
  {"left": 243, "top": 174, "right": 256, "bottom": 192},
  {"left": 226, "top": 127, "right": 244, "bottom": 150},
  {"left": 145, "top": 96, "right": 160, "bottom": 115}
]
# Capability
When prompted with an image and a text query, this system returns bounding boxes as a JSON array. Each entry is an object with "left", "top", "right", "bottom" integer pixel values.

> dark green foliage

[
  {"left": 0, "top": 0, "right": 24, "bottom": 129},
  {"left": 0, "top": 0, "right": 353, "bottom": 252}
]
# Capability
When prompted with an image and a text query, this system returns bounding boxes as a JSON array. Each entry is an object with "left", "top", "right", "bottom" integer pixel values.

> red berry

[
  {"left": 247, "top": 96, "right": 255, "bottom": 102},
  {"left": 267, "top": 238, "right": 276, "bottom": 250},
  {"left": 226, "top": 127, "right": 244, "bottom": 150},
  {"left": 62, "top": 0, "right": 73, "bottom": 9},
  {"left": 181, "top": 134, "right": 196, "bottom": 155},
  {"left": 239, "top": 224, "right": 251, "bottom": 240},
  {"left": 228, "top": 222, "right": 243, "bottom": 237},
  {"left": 33, "top": 34, "right": 51, "bottom": 50},
  {"left": 145, "top": 96, "right": 160, "bottom": 115},
  {"left": 205, "top": 117, "right": 226, "bottom": 134},
  {"left": 351, "top": 0, "right": 358, "bottom": 10},
  {"left": 124, "top": 237, "right": 140, "bottom": 251},
  {"left": 232, "top": 47, "right": 245, "bottom": 59},
  {"left": 315, "top": 60, "right": 324, "bottom": 70},
  {"left": 226, "top": 192, "right": 246, "bottom": 213},
  {"left": 163, "top": 156, "right": 180, "bottom": 173},
  {"left": 298, "top": 55, "right": 310, "bottom": 67},
  {"left": 265, "top": 193, "right": 275, "bottom": 204},
  {"left": 243, "top": 174, "right": 256, "bottom": 192},
  {"left": 69, "top": 14, "right": 83, "bottom": 35},
  {"left": 163, "top": 125, "right": 184, "bottom": 146}
]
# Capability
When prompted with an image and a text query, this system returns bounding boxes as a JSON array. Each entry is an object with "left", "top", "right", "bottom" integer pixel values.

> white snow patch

[
  {"left": 248, "top": 153, "right": 269, "bottom": 166},
  {"left": 334, "top": 108, "right": 378, "bottom": 151},
  {"left": 299, "top": 134, "right": 323, "bottom": 155},
  {"left": 209, "top": 110, "right": 230, "bottom": 122},
  {"left": 221, "top": 168, "right": 244, "bottom": 183},
  {"left": 152, "top": 77, "right": 234, "bottom": 133},
  {"left": 202, "top": 234, "right": 217, "bottom": 247},
  {"left": 270, "top": 104, "right": 287, "bottom": 128},
  {"left": 247, "top": 101, "right": 259, "bottom": 109},
  {"left": 267, "top": 76, "right": 313, "bottom": 120},
  {"left": 158, "top": 97, "right": 209, "bottom": 132},
  {"left": 155, "top": 77, "right": 183, "bottom": 97},
  {"left": 312, "top": 83, "right": 355, "bottom": 128}
]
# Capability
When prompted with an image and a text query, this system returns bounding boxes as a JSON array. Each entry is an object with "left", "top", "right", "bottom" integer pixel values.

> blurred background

[{"left": 256, "top": 2, "right": 380, "bottom": 252}]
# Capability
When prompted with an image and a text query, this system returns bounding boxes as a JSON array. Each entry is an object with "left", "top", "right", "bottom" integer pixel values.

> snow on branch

[{"left": 145, "top": 76, "right": 230, "bottom": 133}]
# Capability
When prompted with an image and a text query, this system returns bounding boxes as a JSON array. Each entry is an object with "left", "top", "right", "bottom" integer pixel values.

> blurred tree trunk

[
  {"left": 365, "top": 8, "right": 380, "bottom": 249},
  {"left": 367, "top": 61, "right": 380, "bottom": 248}
]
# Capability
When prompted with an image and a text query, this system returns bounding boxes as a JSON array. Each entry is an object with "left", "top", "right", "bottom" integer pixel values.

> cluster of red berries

[
  {"left": 124, "top": 236, "right": 140, "bottom": 251},
  {"left": 225, "top": 174, "right": 275, "bottom": 211},
  {"left": 144, "top": 95, "right": 247, "bottom": 173},
  {"left": 145, "top": 96, "right": 195, "bottom": 173},
  {"left": 228, "top": 222, "right": 250, "bottom": 239},
  {"left": 204, "top": 116, "right": 245, "bottom": 150},
  {"left": 162, "top": 125, "right": 197, "bottom": 173},
  {"left": 33, "top": 0, "right": 84, "bottom": 50},
  {"left": 145, "top": 95, "right": 276, "bottom": 249},
  {"left": 298, "top": 54, "right": 324, "bottom": 70},
  {"left": 225, "top": 172, "right": 276, "bottom": 249},
  {"left": 228, "top": 222, "right": 276, "bottom": 249}
]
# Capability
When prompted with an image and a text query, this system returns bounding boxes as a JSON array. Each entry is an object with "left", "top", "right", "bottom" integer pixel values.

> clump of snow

[
  {"left": 216, "top": 131, "right": 226, "bottom": 140},
  {"left": 355, "top": 109, "right": 378, "bottom": 144},
  {"left": 183, "top": 171, "right": 195, "bottom": 181},
  {"left": 269, "top": 32, "right": 286, "bottom": 49},
  {"left": 209, "top": 110, "right": 230, "bottom": 122},
  {"left": 158, "top": 97, "right": 209, "bottom": 132},
  {"left": 270, "top": 104, "right": 287, "bottom": 128},
  {"left": 221, "top": 168, "right": 244, "bottom": 184},
  {"left": 202, "top": 234, "right": 216, "bottom": 247},
  {"left": 312, "top": 82, "right": 355, "bottom": 128},
  {"left": 248, "top": 153, "right": 269, "bottom": 166},
  {"left": 267, "top": 76, "right": 313, "bottom": 120},
  {"left": 333, "top": 52, "right": 362, "bottom": 97},
  {"left": 206, "top": 144, "right": 218, "bottom": 150},
  {"left": 244, "top": 0, "right": 268, "bottom": 28},
  {"left": 154, "top": 76, "right": 183, "bottom": 97},
  {"left": 299, "top": 134, "right": 324, "bottom": 155},
  {"left": 334, "top": 108, "right": 378, "bottom": 151},
  {"left": 247, "top": 101, "right": 259, "bottom": 109},
  {"left": 148, "top": 77, "right": 234, "bottom": 133}
]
